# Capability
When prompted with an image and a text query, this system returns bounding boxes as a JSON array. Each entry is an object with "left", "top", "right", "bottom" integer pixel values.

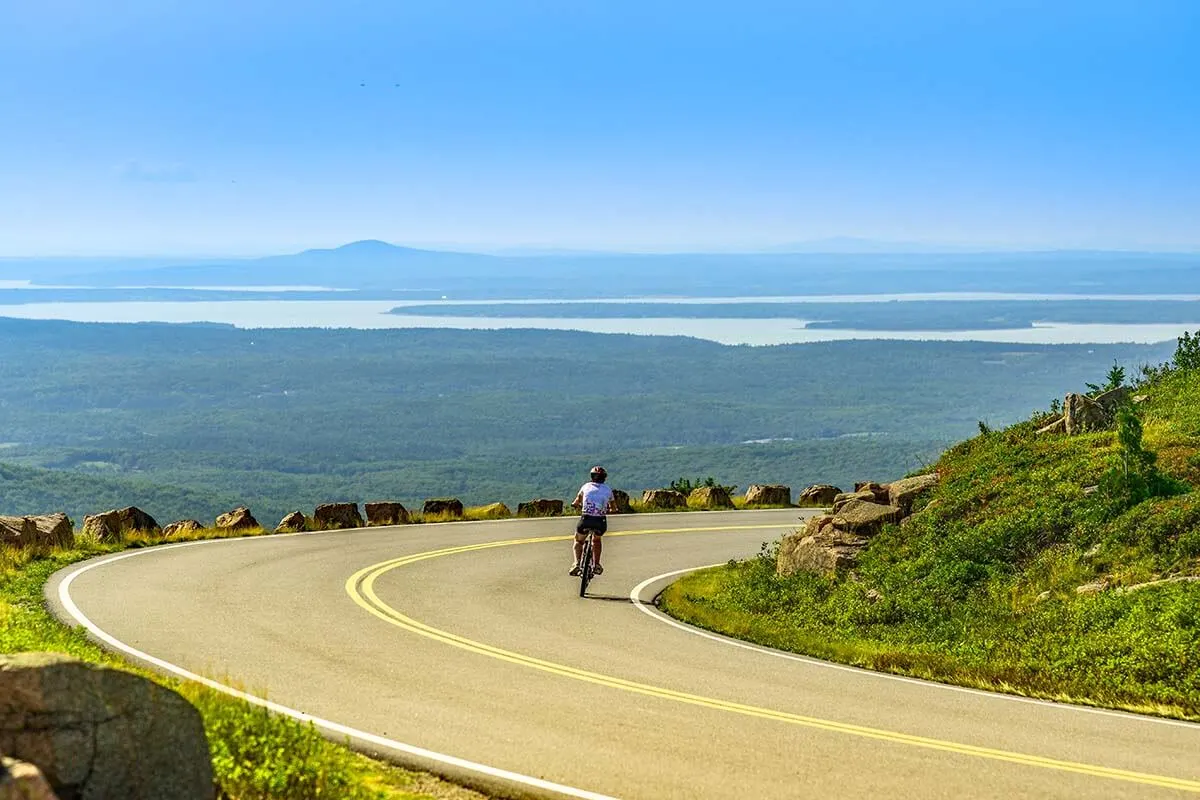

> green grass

[
  {"left": 661, "top": 363, "right": 1200, "bottom": 721},
  {"left": 0, "top": 531, "right": 484, "bottom": 800}
]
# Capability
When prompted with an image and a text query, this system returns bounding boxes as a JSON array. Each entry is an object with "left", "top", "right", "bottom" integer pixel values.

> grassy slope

[
  {"left": 662, "top": 365, "right": 1200, "bottom": 719},
  {"left": 0, "top": 533, "right": 484, "bottom": 800}
]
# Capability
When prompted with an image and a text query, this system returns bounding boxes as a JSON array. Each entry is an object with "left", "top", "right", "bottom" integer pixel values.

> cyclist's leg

[
  {"left": 591, "top": 516, "right": 608, "bottom": 570},
  {"left": 571, "top": 517, "right": 591, "bottom": 574}
]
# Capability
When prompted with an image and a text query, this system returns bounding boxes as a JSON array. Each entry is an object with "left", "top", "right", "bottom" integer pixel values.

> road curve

[{"left": 48, "top": 510, "right": 1200, "bottom": 799}]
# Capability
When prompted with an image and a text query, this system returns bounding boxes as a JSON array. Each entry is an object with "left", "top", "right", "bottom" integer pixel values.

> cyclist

[{"left": 570, "top": 465, "right": 616, "bottom": 576}]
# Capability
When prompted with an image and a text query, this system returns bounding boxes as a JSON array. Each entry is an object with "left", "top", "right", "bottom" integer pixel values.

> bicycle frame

[{"left": 578, "top": 529, "right": 597, "bottom": 597}]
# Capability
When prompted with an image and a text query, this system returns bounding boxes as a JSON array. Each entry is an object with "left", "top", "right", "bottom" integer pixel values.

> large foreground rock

[
  {"left": 215, "top": 506, "right": 259, "bottom": 531},
  {"left": 365, "top": 502, "right": 409, "bottom": 526},
  {"left": 887, "top": 473, "right": 939, "bottom": 515},
  {"left": 313, "top": 503, "right": 364, "bottom": 530},
  {"left": 778, "top": 515, "right": 870, "bottom": 577},
  {"left": 422, "top": 498, "right": 463, "bottom": 518},
  {"left": 274, "top": 512, "right": 307, "bottom": 533},
  {"left": 642, "top": 489, "right": 686, "bottom": 510},
  {"left": 688, "top": 486, "right": 734, "bottom": 509},
  {"left": 745, "top": 484, "right": 791, "bottom": 506},
  {"left": 853, "top": 482, "right": 891, "bottom": 504},
  {"left": 611, "top": 489, "right": 632, "bottom": 514},
  {"left": 831, "top": 499, "right": 903, "bottom": 536},
  {"left": 0, "top": 653, "right": 213, "bottom": 799},
  {"left": 797, "top": 484, "right": 841, "bottom": 507},
  {"left": 832, "top": 490, "right": 876, "bottom": 513},
  {"left": 517, "top": 499, "right": 564, "bottom": 517},
  {"left": 0, "top": 758, "right": 58, "bottom": 800},
  {"left": 162, "top": 519, "right": 203, "bottom": 539}
]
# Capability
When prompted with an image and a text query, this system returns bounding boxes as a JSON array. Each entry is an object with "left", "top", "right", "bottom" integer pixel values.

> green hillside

[{"left": 663, "top": 336, "right": 1200, "bottom": 719}]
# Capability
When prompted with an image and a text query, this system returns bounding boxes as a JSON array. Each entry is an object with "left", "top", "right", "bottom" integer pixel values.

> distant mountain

[
  {"left": 57, "top": 240, "right": 504, "bottom": 291},
  {"left": 42, "top": 241, "right": 1200, "bottom": 298}
]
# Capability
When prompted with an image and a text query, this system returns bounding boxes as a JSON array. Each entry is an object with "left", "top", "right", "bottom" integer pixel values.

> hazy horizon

[{"left": 5, "top": 237, "right": 1200, "bottom": 262}]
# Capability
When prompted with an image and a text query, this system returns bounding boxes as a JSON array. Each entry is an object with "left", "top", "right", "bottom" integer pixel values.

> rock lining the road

[{"left": 779, "top": 473, "right": 939, "bottom": 577}]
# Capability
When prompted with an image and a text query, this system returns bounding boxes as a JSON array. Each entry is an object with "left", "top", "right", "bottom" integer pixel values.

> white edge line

[
  {"left": 56, "top": 535, "right": 618, "bottom": 800},
  {"left": 629, "top": 565, "right": 1200, "bottom": 731}
]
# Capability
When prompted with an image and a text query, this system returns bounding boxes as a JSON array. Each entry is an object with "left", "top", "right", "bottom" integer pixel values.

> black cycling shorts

[{"left": 577, "top": 515, "right": 608, "bottom": 535}]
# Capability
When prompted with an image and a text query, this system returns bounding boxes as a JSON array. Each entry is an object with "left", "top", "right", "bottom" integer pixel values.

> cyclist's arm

[{"left": 572, "top": 490, "right": 584, "bottom": 511}]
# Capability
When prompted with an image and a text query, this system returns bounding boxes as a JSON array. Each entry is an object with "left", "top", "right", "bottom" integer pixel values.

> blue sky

[{"left": 1, "top": 1, "right": 1197, "bottom": 255}]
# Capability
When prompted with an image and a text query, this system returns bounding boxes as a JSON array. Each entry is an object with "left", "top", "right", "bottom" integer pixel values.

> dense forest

[{"left": 0, "top": 318, "right": 1177, "bottom": 525}]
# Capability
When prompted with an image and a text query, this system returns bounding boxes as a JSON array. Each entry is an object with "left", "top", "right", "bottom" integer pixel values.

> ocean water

[{"left": 0, "top": 298, "right": 1189, "bottom": 345}]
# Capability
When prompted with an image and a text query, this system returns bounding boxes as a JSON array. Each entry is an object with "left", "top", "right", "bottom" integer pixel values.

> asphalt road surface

[{"left": 49, "top": 510, "right": 1200, "bottom": 799}]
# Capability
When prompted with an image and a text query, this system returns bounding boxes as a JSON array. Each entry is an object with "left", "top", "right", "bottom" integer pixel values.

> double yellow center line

[{"left": 345, "top": 525, "right": 1200, "bottom": 793}]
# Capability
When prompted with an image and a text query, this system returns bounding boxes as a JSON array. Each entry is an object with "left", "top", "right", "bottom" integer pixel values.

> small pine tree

[
  {"left": 1105, "top": 362, "right": 1126, "bottom": 391},
  {"left": 1099, "top": 405, "right": 1183, "bottom": 510},
  {"left": 1087, "top": 360, "right": 1126, "bottom": 395}
]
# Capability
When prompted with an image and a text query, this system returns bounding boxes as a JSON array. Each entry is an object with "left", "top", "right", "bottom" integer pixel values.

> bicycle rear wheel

[{"left": 578, "top": 535, "right": 593, "bottom": 597}]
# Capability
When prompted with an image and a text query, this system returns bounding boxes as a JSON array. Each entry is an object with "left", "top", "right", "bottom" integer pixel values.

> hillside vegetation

[{"left": 663, "top": 336, "right": 1200, "bottom": 719}]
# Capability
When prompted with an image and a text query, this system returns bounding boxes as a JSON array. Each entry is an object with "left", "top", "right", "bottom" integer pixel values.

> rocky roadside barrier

[
  {"left": 2, "top": 479, "right": 857, "bottom": 552},
  {"left": 274, "top": 511, "right": 307, "bottom": 533},
  {"left": 641, "top": 488, "right": 687, "bottom": 509},
  {"left": 744, "top": 484, "right": 791, "bottom": 506},
  {"left": 517, "top": 499, "right": 564, "bottom": 517},
  {"left": 0, "top": 515, "right": 74, "bottom": 550},
  {"left": 688, "top": 485, "right": 734, "bottom": 509},
  {"left": 313, "top": 502, "right": 364, "bottom": 530},
  {"left": 365, "top": 501, "right": 409, "bottom": 526}
]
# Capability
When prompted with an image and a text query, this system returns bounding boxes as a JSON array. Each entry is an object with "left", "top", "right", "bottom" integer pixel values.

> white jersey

[{"left": 578, "top": 482, "right": 614, "bottom": 516}]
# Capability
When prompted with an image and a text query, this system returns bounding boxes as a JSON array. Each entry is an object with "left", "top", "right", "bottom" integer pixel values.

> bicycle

[{"left": 577, "top": 527, "right": 600, "bottom": 597}]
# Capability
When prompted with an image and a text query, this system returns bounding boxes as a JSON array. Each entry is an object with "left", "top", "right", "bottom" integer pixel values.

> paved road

[{"left": 49, "top": 510, "right": 1200, "bottom": 799}]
